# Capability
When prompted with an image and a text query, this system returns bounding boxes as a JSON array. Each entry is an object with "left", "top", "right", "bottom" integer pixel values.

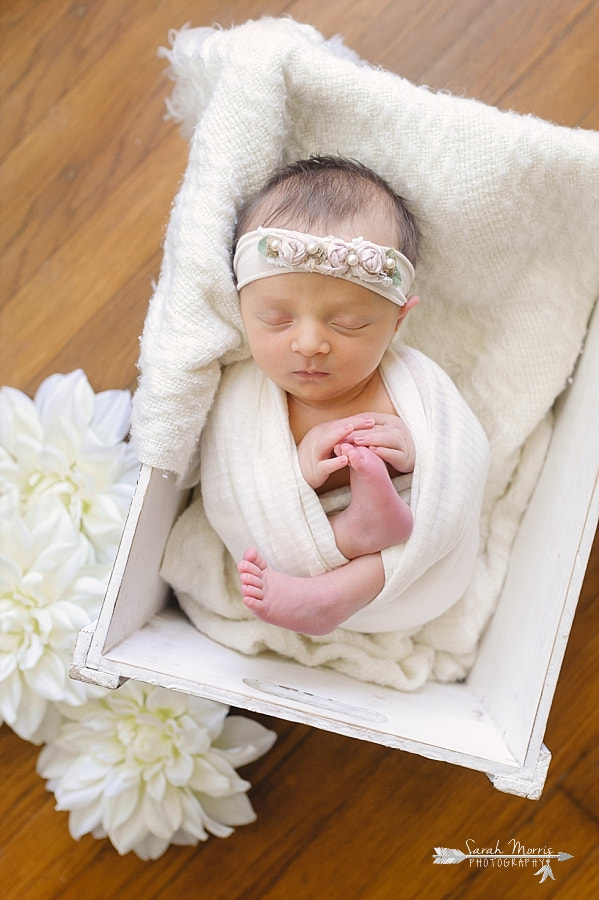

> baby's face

[{"left": 239, "top": 271, "right": 405, "bottom": 409}]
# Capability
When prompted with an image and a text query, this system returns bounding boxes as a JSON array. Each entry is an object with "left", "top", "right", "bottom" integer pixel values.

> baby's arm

[
  {"left": 347, "top": 413, "right": 415, "bottom": 474},
  {"left": 297, "top": 415, "right": 376, "bottom": 489}
]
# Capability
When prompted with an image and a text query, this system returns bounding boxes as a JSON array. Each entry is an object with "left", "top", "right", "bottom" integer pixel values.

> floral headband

[{"left": 233, "top": 226, "right": 415, "bottom": 307}]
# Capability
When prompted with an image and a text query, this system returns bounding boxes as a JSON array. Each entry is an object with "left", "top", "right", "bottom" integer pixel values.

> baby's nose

[{"left": 291, "top": 323, "right": 330, "bottom": 355}]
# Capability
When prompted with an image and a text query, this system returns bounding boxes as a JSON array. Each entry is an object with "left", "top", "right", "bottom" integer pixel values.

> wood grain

[{"left": 1, "top": 2, "right": 597, "bottom": 898}]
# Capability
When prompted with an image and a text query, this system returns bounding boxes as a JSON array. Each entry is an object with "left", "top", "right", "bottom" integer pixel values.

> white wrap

[
  {"left": 196, "top": 346, "right": 488, "bottom": 633},
  {"left": 138, "top": 18, "right": 598, "bottom": 688}
]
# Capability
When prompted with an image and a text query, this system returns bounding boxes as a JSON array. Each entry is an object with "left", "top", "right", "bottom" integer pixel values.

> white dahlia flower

[
  {"left": 37, "top": 681, "right": 277, "bottom": 859},
  {"left": 0, "top": 500, "right": 107, "bottom": 743},
  {"left": 0, "top": 370, "right": 139, "bottom": 565}
]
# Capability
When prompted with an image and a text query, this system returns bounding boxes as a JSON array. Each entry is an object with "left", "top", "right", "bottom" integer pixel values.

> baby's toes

[{"left": 239, "top": 566, "right": 262, "bottom": 586}]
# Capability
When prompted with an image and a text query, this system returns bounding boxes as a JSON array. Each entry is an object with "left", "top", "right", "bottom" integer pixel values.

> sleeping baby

[{"left": 199, "top": 155, "right": 490, "bottom": 636}]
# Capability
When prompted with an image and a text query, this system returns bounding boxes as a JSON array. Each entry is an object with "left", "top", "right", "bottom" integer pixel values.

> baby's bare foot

[
  {"left": 330, "top": 444, "right": 413, "bottom": 559},
  {"left": 237, "top": 548, "right": 382, "bottom": 635}
]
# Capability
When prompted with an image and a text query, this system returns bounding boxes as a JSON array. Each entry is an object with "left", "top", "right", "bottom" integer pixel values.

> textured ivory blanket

[{"left": 133, "top": 18, "right": 599, "bottom": 688}]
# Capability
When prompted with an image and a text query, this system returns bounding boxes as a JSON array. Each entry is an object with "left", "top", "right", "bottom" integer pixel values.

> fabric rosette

[
  {"left": 352, "top": 240, "right": 389, "bottom": 280},
  {"left": 37, "top": 682, "right": 277, "bottom": 860},
  {"left": 278, "top": 235, "right": 308, "bottom": 266},
  {"left": 326, "top": 239, "right": 350, "bottom": 273}
]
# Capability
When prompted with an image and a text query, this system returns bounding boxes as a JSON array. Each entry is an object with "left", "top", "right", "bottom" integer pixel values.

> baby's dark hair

[{"left": 234, "top": 155, "right": 419, "bottom": 264}]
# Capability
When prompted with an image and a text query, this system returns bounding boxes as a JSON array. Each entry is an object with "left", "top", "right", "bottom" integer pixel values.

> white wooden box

[{"left": 72, "top": 305, "right": 599, "bottom": 800}]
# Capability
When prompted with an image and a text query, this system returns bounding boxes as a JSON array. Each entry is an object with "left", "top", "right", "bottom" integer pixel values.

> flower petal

[
  {"left": 103, "top": 785, "right": 140, "bottom": 830},
  {"left": 200, "top": 791, "right": 257, "bottom": 828},
  {"left": 143, "top": 785, "right": 182, "bottom": 837},
  {"left": 144, "top": 770, "right": 167, "bottom": 802},
  {"left": 0, "top": 671, "right": 23, "bottom": 721},
  {"left": 178, "top": 791, "right": 209, "bottom": 841},
  {"left": 68, "top": 802, "right": 102, "bottom": 840},
  {"left": 35, "top": 371, "right": 94, "bottom": 433},
  {"left": 91, "top": 390, "right": 132, "bottom": 444},
  {"left": 109, "top": 801, "right": 150, "bottom": 856},
  {"left": 55, "top": 780, "right": 105, "bottom": 811},
  {"left": 104, "top": 765, "right": 141, "bottom": 797},
  {"left": 5, "top": 683, "right": 48, "bottom": 739},
  {"left": 132, "top": 833, "right": 172, "bottom": 861},
  {"left": 23, "top": 649, "right": 68, "bottom": 700},
  {"left": 164, "top": 752, "right": 194, "bottom": 786},
  {"left": 214, "top": 716, "right": 277, "bottom": 766}
]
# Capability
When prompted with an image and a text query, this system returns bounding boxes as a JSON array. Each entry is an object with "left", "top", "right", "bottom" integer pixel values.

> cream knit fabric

[{"left": 132, "top": 18, "right": 599, "bottom": 685}]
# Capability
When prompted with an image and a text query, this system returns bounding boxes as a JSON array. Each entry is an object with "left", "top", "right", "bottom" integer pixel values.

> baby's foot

[
  {"left": 237, "top": 548, "right": 381, "bottom": 636},
  {"left": 330, "top": 444, "right": 413, "bottom": 559}
]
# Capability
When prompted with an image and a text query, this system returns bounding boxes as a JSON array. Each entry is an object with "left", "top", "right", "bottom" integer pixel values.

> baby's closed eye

[
  {"left": 331, "top": 318, "right": 369, "bottom": 330},
  {"left": 259, "top": 313, "right": 294, "bottom": 326}
]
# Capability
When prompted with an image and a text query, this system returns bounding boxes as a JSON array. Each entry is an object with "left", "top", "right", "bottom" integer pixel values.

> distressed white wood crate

[{"left": 72, "top": 304, "right": 598, "bottom": 800}]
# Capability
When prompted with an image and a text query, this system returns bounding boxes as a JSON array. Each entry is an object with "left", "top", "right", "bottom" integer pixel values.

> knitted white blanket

[{"left": 133, "top": 18, "right": 599, "bottom": 686}]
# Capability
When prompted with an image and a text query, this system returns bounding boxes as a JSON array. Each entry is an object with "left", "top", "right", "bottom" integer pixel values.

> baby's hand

[
  {"left": 298, "top": 415, "right": 376, "bottom": 489},
  {"left": 348, "top": 413, "right": 415, "bottom": 473}
]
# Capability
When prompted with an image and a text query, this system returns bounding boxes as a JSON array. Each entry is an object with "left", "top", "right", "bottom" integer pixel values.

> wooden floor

[{"left": 1, "top": 1, "right": 598, "bottom": 897}]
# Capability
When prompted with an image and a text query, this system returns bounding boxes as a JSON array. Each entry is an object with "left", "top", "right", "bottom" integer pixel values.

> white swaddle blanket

[
  {"left": 162, "top": 345, "right": 490, "bottom": 689},
  {"left": 134, "top": 18, "right": 599, "bottom": 688},
  {"left": 196, "top": 346, "right": 489, "bottom": 633}
]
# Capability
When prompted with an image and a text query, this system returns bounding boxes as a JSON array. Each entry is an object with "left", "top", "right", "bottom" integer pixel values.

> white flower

[
  {"left": 0, "top": 370, "right": 139, "bottom": 565},
  {"left": 37, "top": 682, "right": 277, "bottom": 860},
  {"left": 0, "top": 500, "right": 108, "bottom": 743}
]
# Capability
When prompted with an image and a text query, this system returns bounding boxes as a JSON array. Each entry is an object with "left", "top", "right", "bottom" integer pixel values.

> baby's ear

[{"left": 395, "top": 294, "right": 420, "bottom": 330}]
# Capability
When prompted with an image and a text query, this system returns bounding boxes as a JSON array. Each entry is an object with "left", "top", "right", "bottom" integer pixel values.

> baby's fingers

[
  {"left": 320, "top": 454, "right": 349, "bottom": 475},
  {"left": 333, "top": 415, "right": 375, "bottom": 443},
  {"left": 353, "top": 426, "right": 406, "bottom": 449},
  {"left": 371, "top": 445, "right": 414, "bottom": 472},
  {"left": 314, "top": 417, "right": 374, "bottom": 455}
]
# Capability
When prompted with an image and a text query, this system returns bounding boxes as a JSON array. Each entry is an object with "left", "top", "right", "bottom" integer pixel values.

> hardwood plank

[
  {"left": 414, "top": 0, "right": 593, "bottom": 107},
  {"left": 440, "top": 789, "right": 599, "bottom": 899},
  {"left": 0, "top": 0, "right": 291, "bottom": 300},
  {"left": 1, "top": 4, "right": 189, "bottom": 298},
  {"left": 1, "top": 2, "right": 598, "bottom": 899},
  {"left": 0, "top": 131, "right": 184, "bottom": 390},
  {"left": 0, "top": 0, "right": 74, "bottom": 152},
  {"left": 337, "top": 0, "right": 493, "bottom": 80},
  {"left": 543, "top": 530, "right": 599, "bottom": 773},
  {"left": 0, "top": 728, "right": 50, "bottom": 843},
  {"left": 33, "top": 248, "right": 163, "bottom": 395},
  {"left": 499, "top": 1, "right": 599, "bottom": 127},
  {"left": 561, "top": 748, "right": 599, "bottom": 828},
  {"left": 1, "top": 1, "right": 130, "bottom": 160},
  {"left": 0, "top": 0, "right": 292, "bottom": 160},
  {"left": 1, "top": 32, "right": 173, "bottom": 298},
  {"left": 286, "top": 0, "right": 414, "bottom": 59}
]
